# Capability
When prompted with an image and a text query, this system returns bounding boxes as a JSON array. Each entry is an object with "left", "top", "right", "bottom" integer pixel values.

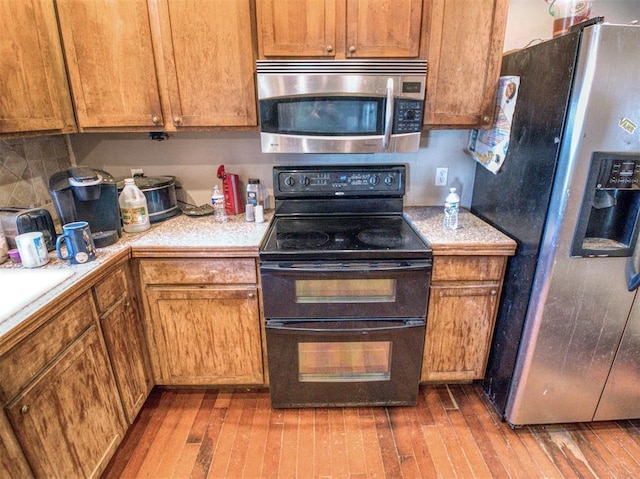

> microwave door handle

[{"left": 383, "top": 78, "right": 394, "bottom": 150}]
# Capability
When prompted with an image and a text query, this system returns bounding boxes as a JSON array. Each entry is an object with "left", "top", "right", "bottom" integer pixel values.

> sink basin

[{"left": 0, "top": 269, "right": 74, "bottom": 323}]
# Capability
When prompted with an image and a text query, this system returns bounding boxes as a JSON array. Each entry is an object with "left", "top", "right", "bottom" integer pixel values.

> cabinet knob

[
  {"left": 482, "top": 116, "right": 491, "bottom": 124},
  {"left": 248, "top": 292, "right": 255, "bottom": 299},
  {"left": 491, "top": 290, "right": 498, "bottom": 296},
  {"left": 20, "top": 405, "right": 29, "bottom": 415},
  {"left": 349, "top": 46, "right": 356, "bottom": 54},
  {"left": 326, "top": 45, "right": 333, "bottom": 53},
  {"left": 152, "top": 115, "right": 161, "bottom": 125},
  {"left": 173, "top": 116, "right": 183, "bottom": 126}
]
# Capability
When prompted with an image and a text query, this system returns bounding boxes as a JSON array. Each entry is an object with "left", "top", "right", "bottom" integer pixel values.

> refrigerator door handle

[{"left": 625, "top": 256, "right": 640, "bottom": 291}]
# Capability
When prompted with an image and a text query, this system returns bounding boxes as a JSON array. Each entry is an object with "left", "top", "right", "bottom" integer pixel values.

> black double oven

[{"left": 259, "top": 165, "right": 432, "bottom": 408}]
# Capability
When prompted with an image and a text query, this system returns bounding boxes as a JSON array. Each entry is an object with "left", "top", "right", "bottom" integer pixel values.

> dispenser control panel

[{"left": 597, "top": 158, "right": 640, "bottom": 189}]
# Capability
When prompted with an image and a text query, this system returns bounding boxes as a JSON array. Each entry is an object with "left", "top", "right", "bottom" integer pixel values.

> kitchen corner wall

[
  {"left": 0, "top": 137, "right": 71, "bottom": 216},
  {"left": 4, "top": 1, "right": 638, "bottom": 214}
]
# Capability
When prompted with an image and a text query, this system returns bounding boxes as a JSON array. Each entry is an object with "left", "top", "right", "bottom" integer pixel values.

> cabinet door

[
  {"left": 256, "top": 0, "right": 338, "bottom": 57},
  {"left": 422, "top": 282, "right": 500, "bottom": 382},
  {"left": 56, "top": 0, "right": 163, "bottom": 130},
  {"left": 153, "top": 0, "right": 257, "bottom": 127},
  {"left": 101, "top": 298, "right": 150, "bottom": 424},
  {"left": 94, "top": 265, "right": 151, "bottom": 425},
  {"left": 423, "top": 0, "right": 508, "bottom": 127},
  {"left": 345, "top": 0, "right": 423, "bottom": 58},
  {"left": 0, "top": 0, "right": 75, "bottom": 135},
  {"left": 145, "top": 286, "right": 263, "bottom": 385},
  {"left": 6, "top": 326, "right": 126, "bottom": 479}
]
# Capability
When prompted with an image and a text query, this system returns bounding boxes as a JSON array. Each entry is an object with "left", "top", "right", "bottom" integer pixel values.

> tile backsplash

[{"left": 0, "top": 136, "right": 72, "bottom": 211}]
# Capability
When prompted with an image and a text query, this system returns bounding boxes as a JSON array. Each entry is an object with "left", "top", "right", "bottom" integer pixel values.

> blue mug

[{"left": 56, "top": 221, "right": 97, "bottom": 264}]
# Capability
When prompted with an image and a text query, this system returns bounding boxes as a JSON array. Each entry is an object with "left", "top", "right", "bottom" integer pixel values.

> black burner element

[
  {"left": 276, "top": 231, "right": 330, "bottom": 250},
  {"left": 357, "top": 228, "right": 403, "bottom": 248}
]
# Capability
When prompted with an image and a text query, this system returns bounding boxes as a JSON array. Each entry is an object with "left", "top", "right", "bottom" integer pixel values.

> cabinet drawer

[
  {"left": 432, "top": 256, "right": 506, "bottom": 282},
  {"left": 0, "top": 292, "right": 96, "bottom": 401},
  {"left": 140, "top": 258, "right": 257, "bottom": 285},
  {"left": 93, "top": 266, "right": 127, "bottom": 313}
]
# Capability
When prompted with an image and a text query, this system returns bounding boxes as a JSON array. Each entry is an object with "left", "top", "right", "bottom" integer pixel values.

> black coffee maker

[{"left": 49, "top": 167, "right": 121, "bottom": 247}]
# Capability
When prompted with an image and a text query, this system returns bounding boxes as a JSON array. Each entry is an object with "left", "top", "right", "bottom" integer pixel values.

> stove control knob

[
  {"left": 301, "top": 176, "right": 310, "bottom": 186},
  {"left": 369, "top": 175, "right": 380, "bottom": 186},
  {"left": 284, "top": 175, "right": 295, "bottom": 187},
  {"left": 384, "top": 175, "right": 395, "bottom": 186}
]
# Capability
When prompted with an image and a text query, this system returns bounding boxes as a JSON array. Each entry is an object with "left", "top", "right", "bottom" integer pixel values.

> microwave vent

[{"left": 256, "top": 60, "right": 427, "bottom": 76}]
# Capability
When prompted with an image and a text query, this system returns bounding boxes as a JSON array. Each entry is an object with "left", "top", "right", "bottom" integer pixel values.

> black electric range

[{"left": 258, "top": 165, "right": 432, "bottom": 262}]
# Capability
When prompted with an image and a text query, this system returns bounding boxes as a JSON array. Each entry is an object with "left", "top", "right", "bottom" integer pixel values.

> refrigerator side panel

[
  {"left": 472, "top": 32, "right": 581, "bottom": 417},
  {"left": 506, "top": 24, "right": 640, "bottom": 426},
  {"left": 471, "top": 32, "right": 581, "bottom": 254},
  {"left": 482, "top": 253, "right": 538, "bottom": 413}
]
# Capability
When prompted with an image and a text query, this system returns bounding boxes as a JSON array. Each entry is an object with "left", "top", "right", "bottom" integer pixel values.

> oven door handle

[
  {"left": 260, "top": 262, "right": 431, "bottom": 273},
  {"left": 266, "top": 319, "right": 425, "bottom": 332},
  {"left": 383, "top": 78, "right": 394, "bottom": 150}
]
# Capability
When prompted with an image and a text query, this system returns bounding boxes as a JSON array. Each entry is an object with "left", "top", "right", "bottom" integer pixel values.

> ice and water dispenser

[{"left": 572, "top": 152, "right": 640, "bottom": 258}]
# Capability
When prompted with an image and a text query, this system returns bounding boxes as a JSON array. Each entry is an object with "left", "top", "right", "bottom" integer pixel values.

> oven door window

[
  {"left": 296, "top": 278, "right": 395, "bottom": 303},
  {"left": 298, "top": 341, "right": 391, "bottom": 382},
  {"left": 259, "top": 97, "right": 384, "bottom": 136}
]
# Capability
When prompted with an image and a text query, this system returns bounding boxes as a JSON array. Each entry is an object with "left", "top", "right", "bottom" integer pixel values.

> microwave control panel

[{"left": 393, "top": 99, "right": 423, "bottom": 134}]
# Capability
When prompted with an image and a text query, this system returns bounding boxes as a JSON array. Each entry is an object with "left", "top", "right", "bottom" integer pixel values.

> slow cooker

[{"left": 117, "top": 176, "right": 179, "bottom": 223}]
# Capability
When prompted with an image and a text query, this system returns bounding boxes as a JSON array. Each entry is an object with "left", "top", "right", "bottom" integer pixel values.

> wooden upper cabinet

[
  {"left": 345, "top": 0, "right": 423, "bottom": 58},
  {"left": 151, "top": 0, "right": 257, "bottom": 128},
  {"left": 0, "top": 0, "right": 75, "bottom": 136},
  {"left": 423, "top": 0, "right": 508, "bottom": 128},
  {"left": 257, "top": 0, "right": 337, "bottom": 57},
  {"left": 257, "top": 0, "right": 425, "bottom": 59},
  {"left": 55, "top": 0, "right": 163, "bottom": 131}
]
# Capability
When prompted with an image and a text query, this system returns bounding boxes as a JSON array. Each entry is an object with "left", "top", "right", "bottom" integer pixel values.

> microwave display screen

[{"left": 261, "top": 97, "right": 383, "bottom": 136}]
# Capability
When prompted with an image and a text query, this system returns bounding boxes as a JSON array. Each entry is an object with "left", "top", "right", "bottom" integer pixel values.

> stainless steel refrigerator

[{"left": 471, "top": 21, "right": 640, "bottom": 426}]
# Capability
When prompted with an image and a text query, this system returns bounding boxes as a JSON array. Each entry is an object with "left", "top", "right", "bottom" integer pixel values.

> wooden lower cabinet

[
  {"left": 93, "top": 263, "right": 152, "bottom": 424},
  {"left": 421, "top": 255, "right": 507, "bottom": 382},
  {"left": 0, "top": 291, "right": 126, "bottom": 479},
  {"left": 0, "top": 410, "right": 32, "bottom": 478},
  {"left": 139, "top": 258, "right": 264, "bottom": 386}
]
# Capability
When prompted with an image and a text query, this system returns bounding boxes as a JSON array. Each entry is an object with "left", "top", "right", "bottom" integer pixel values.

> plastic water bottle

[
  {"left": 443, "top": 187, "right": 460, "bottom": 230},
  {"left": 211, "top": 184, "right": 227, "bottom": 223},
  {"left": 119, "top": 178, "right": 151, "bottom": 233}
]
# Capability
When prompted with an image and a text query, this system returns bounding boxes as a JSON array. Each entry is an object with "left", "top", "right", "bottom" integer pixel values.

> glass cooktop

[{"left": 259, "top": 215, "right": 432, "bottom": 261}]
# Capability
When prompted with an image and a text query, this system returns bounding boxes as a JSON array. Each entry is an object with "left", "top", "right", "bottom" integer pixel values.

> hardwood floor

[{"left": 102, "top": 384, "right": 640, "bottom": 478}]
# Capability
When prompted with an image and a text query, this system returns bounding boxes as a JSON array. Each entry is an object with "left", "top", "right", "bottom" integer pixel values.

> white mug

[{"left": 15, "top": 232, "right": 49, "bottom": 268}]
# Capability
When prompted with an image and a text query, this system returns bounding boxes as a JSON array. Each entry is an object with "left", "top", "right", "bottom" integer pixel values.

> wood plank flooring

[{"left": 102, "top": 384, "right": 640, "bottom": 478}]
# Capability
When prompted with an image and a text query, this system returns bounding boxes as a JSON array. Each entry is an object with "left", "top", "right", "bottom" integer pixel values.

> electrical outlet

[
  {"left": 435, "top": 167, "right": 448, "bottom": 186},
  {"left": 131, "top": 168, "right": 144, "bottom": 177}
]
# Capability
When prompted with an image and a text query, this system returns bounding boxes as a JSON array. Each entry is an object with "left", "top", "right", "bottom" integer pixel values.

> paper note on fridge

[{"left": 467, "top": 76, "right": 520, "bottom": 174}]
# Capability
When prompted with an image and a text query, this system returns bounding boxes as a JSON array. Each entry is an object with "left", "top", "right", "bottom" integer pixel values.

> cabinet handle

[
  {"left": 326, "top": 45, "right": 333, "bottom": 53},
  {"left": 491, "top": 290, "right": 498, "bottom": 295},
  {"left": 349, "top": 46, "right": 356, "bottom": 54},
  {"left": 152, "top": 115, "right": 161, "bottom": 125},
  {"left": 20, "top": 405, "right": 29, "bottom": 415},
  {"left": 173, "top": 116, "right": 183, "bottom": 126}
]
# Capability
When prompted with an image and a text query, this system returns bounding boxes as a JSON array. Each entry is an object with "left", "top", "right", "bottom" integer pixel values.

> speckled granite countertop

[
  {"left": 404, "top": 206, "right": 516, "bottom": 255},
  {"left": 0, "top": 207, "right": 514, "bottom": 341}
]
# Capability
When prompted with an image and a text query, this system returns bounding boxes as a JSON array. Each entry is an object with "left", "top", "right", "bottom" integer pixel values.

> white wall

[{"left": 71, "top": 0, "right": 640, "bottom": 209}]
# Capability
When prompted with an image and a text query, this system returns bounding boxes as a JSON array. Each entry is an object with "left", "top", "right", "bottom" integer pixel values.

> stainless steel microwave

[{"left": 256, "top": 60, "right": 427, "bottom": 154}]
